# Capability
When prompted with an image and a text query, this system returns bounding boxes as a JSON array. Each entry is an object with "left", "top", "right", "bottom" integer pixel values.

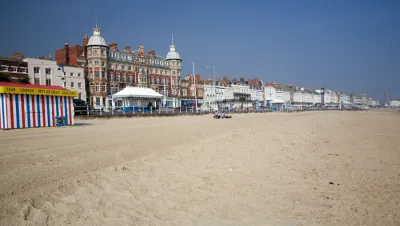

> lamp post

[
  {"left": 300, "top": 87, "right": 304, "bottom": 110},
  {"left": 259, "top": 80, "right": 264, "bottom": 111},
  {"left": 205, "top": 65, "right": 216, "bottom": 111},
  {"left": 192, "top": 62, "right": 198, "bottom": 113},
  {"left": 163, "top": 77, "right": 167, "bottom": 108}
]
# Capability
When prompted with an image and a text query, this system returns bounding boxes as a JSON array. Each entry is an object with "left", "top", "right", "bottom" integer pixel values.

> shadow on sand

[{"left": 73, "top": 122, "right": 93, "bottom": 127}]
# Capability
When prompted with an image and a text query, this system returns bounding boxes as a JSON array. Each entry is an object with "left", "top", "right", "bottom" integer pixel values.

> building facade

[
  {"left": 180, "top": 74, "right": 204, "bottom": 109},
  {"left": 86, "top": 26, "right": 182, "bottom": 109},
  {"left": 56, "top": 26, "right": 182, "bottom": 109},
  {"left": 351, "top": 93, "right": 367, "bottom": 106},
  {"left": 24, "top": 58, "right": 86, "bottom": 101},
  {"left": 202, "top": 77, "right": 264, "bottom": 111},
  {"left": 0, "top": 53, "right": 29, "bottom": 83},
  {"left": 390, "top": 99, "right": 400, "bottom": 107}
]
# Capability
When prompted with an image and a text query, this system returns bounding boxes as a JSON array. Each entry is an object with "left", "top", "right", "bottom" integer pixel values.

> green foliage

[{"left": 18, "top": 76, "right": 30, "bottom": 84}]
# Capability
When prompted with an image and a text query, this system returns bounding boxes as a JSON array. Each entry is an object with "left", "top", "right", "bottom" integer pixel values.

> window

[
  {"left": 172, "top": 71, "right": 176, "bottom": 75},
  {"left": 78, "top": 73, "right": 81, "bottom": 77},
  {"left": 101, "top": 71, "right": 105, "bottom": 77},
  {"left": 0, "top": 66, "right": 6, "bottom": 71},
  {"left": 101, "top": 61, "right": 105, "bottom": 67},
  {"left": 127, "top": 75, "right": 131, "bottom": 83},
  {"left": 111, "top": 87, "right": 119, "bottom": 95},
  {"left": 34, "top": 78, "right": 40, "bottom": 84},
  {"left": 95, "top": 71, "right": 100, "bottom": 78},
  {"left": 116, "top": 73, "right": 120, "bottom": 81},
  {"left": 95, "top": 85, "right": 100, "bottom": 92},
  {"left": 46, "top": 78, "right": 51, "bottom": 85},
  {"left": 101, "top": 50, "right": 105, "bottom": 55},
  {"left": 94, "top": 50, "right": 99, "bottom": 55},
  {"left": 80, "top": 51, "right": 85, "bottom": 56},
  {"left": 128, "top": 66, "right": 131, "bottom": 70},
  {"left": 70, "top": 72, "right": 73, "bottom": 76},
  {"left": 45, "top": 68, "right": 51, "bottom": 74},
  {"left": 70, "top": 82, "right": 74, "bottom": 88},
  {"left": 63, "top": 82, "right": 66, "bottom": 87},
  {"left": 95, "top": 97, "right": 101, "bottom": 106},
  {"left": 122, "top": 65, "right": 125, "bottom": 70},
  {"left": 78, "top": 83, "right": 82, "bottom": 88},
  {"left": 34, "top": 67, "right": 40, "bottom": 73},
  {"left": 78, "top": 93, "right": 82, "bottom": 99},
  {"left": 95, "top": 61, "right": 99, "bottom": 66},
  {"left": 156, "top": 78, "right": 159, "bottom": 84},
  {"left": 9, "top": 67, "right": 16, "bottom": 72}
]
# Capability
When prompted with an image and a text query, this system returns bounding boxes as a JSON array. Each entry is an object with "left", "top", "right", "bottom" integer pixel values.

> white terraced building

[
  {"left": 265, "top": 84, "right": 341, "bottom": 106},
  {"left": 23, "top": 58, "right": 86, "bottom": 101},
  {"left": 202, "top": 84, "right": 261, "bottom": 111}
]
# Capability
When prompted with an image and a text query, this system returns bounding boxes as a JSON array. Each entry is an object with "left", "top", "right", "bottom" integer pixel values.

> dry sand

[{"left": 0, "top": 111, "right": 399, "bottom": 225}]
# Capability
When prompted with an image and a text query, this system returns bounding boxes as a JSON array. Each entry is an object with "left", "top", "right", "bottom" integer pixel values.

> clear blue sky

[{"left": 1, "top": 0, "right": 399, "bottom": 99}]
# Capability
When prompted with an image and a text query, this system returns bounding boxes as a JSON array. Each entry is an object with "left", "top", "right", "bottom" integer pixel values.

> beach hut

[{"left": 0, "top": 82, "right": 78, "bottom": 129}]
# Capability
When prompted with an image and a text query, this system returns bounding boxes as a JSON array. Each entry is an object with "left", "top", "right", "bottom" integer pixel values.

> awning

[
  {"left": 270, "top": 99, "right": 285, "bottom": 104},
  {"left": 112, "top": 86, "right": 163, "bottom": 99}
]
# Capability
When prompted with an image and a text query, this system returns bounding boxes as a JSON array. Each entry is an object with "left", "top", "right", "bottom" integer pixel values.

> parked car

[{"left": 73, "top": 99, "right": 88, "bottom": 115}]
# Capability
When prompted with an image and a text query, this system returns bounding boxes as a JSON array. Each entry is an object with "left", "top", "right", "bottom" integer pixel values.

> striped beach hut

[{"left": 0, "top": 82, "right": 78, "bottom": 129}]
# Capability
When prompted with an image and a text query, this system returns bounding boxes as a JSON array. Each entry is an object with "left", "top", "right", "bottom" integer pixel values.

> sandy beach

[{"left": 0, "top": 111, "right": 399, "bottom": 225}]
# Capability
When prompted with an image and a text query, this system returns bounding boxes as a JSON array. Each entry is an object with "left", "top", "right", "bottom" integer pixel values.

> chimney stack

[
  {"left": 82, "top": 34, "right": 89, "bottom": 46},
  {"left": 195, "top": 74, "right": 201, "bottom": 82},
  {"left": 148, "top": 50, "right": 155, "bottom": 56},
  {"left": 64, "top": 42, "right": 70, "bottom": 65},
  {"left": 124, "top": 45, "right": 131, "bottom": 52},
  {"left": 109, "top": 43, "right": 118, "bottom": 51}
]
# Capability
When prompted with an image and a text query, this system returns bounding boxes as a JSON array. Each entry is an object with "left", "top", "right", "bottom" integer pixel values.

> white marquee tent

[
  {"left": 112, "top": 86, "right": 163, "bottom": 109},
  {"left": 113, "top": 86, "right": 163, "bottom": 98}
]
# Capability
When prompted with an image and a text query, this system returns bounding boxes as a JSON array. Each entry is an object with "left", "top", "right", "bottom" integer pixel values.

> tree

[
  {"left": 0, "top": 74, "right": 11, "bottom": 82},
  {"left": 18, "top": 76, "right": 30, "bottom": 84}
]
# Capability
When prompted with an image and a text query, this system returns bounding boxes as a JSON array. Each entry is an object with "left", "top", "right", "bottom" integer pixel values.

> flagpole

[{"left": 192, "top": 62, "right": 198, "bottom": 112}]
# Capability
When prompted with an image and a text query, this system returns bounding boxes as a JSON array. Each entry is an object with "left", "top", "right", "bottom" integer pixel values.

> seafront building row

[{"left": 0, "top": 25, "right": 380, "bottom": 111}]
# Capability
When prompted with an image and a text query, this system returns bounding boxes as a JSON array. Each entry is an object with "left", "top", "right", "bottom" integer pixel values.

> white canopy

[
  {"left": 112, "top": 86, "right": 163, "bottom": 99},
  {"left": 270, "top": 99, "right": 285, "bottom": 104}
]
